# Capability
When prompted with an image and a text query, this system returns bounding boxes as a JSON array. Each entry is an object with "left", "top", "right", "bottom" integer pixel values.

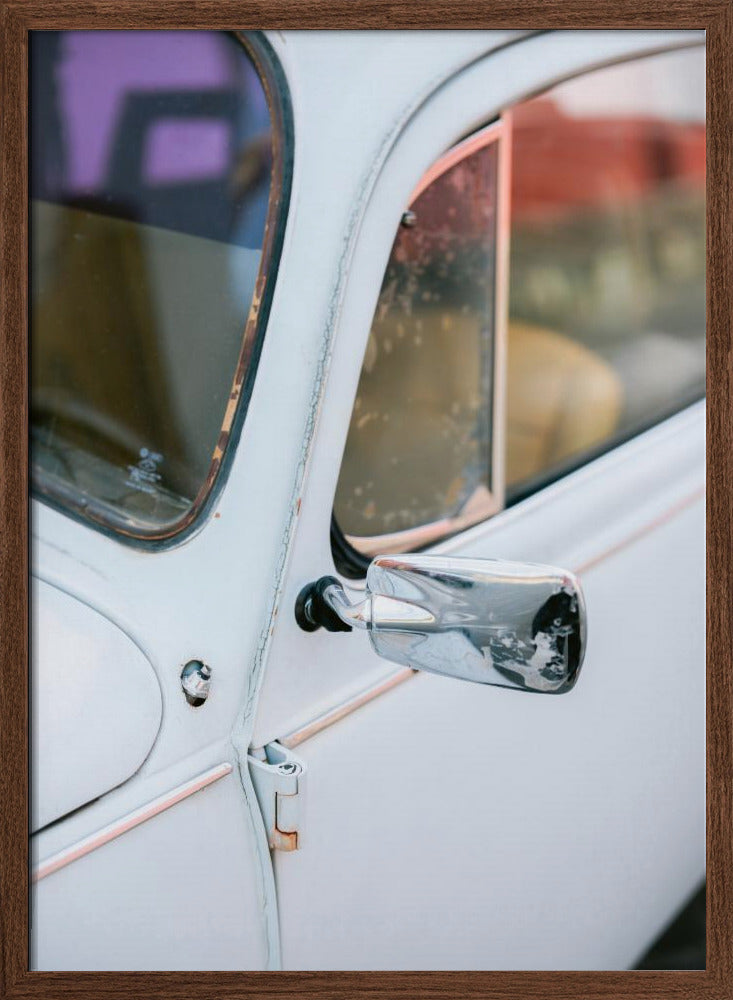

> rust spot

[
  {"left": 295, "top": 497, "right": 302, "bottom": 515},
  {"left": 56, "top": 34, "right": 286, "bottom": 550},
  {"left": 214, "top": 512, "right": 221, "bottom": 519},
  {"left": 272, "top": 829, "right": 298, "bottom": 852}
]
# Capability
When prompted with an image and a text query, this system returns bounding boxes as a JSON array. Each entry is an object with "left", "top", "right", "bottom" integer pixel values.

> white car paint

[
  {"left": 270, "top": 406, "right": 705, "bottom": 970},
  {"left": 32, "top": 767, "right": 271, "bottom": 971},
  {"left": 32, "top": 578, "right": 162, "bottom": 831},
  {"left": 31, "top": 28, "right": 705, "bottom": 970}
]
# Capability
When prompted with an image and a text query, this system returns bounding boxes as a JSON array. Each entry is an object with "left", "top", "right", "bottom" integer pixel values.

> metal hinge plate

[{"left": 248, "top": 742, "right": 306, "bottom": 852}]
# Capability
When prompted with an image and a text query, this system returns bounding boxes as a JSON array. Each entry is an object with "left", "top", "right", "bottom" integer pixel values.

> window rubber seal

[{"left": 31, "top": 29, "right": 294, "bottom": 552}]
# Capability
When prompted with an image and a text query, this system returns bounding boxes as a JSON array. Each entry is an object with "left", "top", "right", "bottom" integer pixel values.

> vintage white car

[{"left": 30, "top": 28, "right": 705, "bottom": 970}]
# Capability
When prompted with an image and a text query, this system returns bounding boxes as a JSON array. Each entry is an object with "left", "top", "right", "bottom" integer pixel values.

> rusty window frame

[
  {"left": 30, "top": 30, "right": 292, "bottom": 550},
  {"left": 332, "top": 116, "right": 511, "bottom": 577},
  {"left": 332, "top": 40, "right": 706, "bottom": 580}
]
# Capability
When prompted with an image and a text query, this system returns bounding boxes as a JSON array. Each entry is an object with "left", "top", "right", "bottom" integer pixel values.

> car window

[
  {"left": 333, "top": 122, "right": 507, "bottom": 567},
  {"left": 31, "top": 30, "right": 287, "bottom": 542},
  {"left": 506, "top": 45, "right": 705, "bottom": 499},
  {"left": 332, "top": 45, "right": 704, "bottom": 576}
]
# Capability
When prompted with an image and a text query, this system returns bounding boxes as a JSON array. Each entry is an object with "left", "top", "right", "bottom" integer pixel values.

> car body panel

[
  {"left": 30, "top": 28, "right": 705, "bottom": 970},
  {"left": 32, "top": 578, "right": 162, "bottom": 831}
]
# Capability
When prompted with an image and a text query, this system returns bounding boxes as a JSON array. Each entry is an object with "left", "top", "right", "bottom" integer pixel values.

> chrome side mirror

[{"left": 296, "top": 554, "right": 586, "bottom": 694}]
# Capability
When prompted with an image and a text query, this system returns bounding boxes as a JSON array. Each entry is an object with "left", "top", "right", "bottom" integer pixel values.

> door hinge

[{"left": 248, "top": 742, "right": 306, "bottom": 852}]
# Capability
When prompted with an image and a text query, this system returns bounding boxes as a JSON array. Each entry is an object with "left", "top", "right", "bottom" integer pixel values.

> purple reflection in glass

[
  {"left": 144, "top": 119, "right": 230, "bottom": 184},
  {"left": 32, "top": 30, "right": 271, "bottom": 245},
  {"left": 30, "top": 28, "right": 278, "bottom": 534},
  {"left": 57, "top": 31, "right": 233, "bottom": 193}
]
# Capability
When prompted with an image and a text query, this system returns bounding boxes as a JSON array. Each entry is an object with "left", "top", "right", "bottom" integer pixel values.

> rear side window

[
  {"left": 31, "top": 30, "right": 288, "bottom": 542},
  {"left": 333, "top": 45, "right": 704, "bottom": 576}
]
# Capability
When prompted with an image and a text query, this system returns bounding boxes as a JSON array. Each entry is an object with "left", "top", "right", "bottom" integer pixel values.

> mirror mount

[{"left": 295, "top": 576, "right": 359, "bottom": 633}]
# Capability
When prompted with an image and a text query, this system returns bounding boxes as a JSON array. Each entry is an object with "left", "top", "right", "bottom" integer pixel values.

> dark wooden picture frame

[{"left": 1, "top": 2, "right": 729, "bottom": 997}]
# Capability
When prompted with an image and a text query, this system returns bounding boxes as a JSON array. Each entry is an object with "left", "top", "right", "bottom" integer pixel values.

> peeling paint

[{"left": 231, "top": 39, "right": 541, "bottom": 749}]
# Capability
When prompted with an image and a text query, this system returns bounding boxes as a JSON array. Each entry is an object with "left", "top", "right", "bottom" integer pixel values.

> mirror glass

[{"left": 367, "top": 554, "right": 586, "bottom": 693}]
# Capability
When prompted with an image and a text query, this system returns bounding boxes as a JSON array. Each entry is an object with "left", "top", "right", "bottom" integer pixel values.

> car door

[{"left": 250, "top": 31, "right": 705, "bottom": 970}]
